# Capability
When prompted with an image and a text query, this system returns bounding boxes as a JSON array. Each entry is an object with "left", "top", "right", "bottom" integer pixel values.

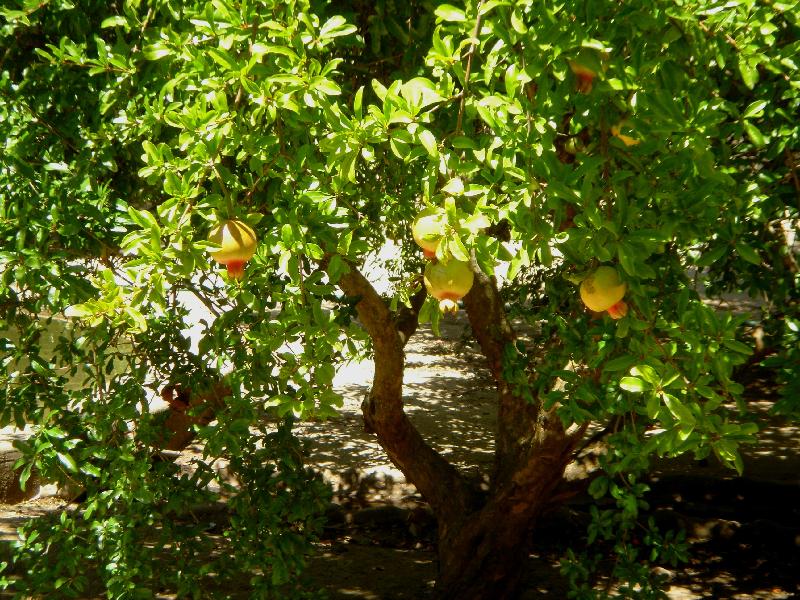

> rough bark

[
  {"left": 436, "top": 422, "right": 578, "bottom": 599},
  {"left": 461, "top": 266, "right": 546, "bottom": 489},
  {"left": 334, "top": 259, "right": 589, "bottom": 599},
  {"left": 336, "top": 266, "right": 482, "bottom": 522}
]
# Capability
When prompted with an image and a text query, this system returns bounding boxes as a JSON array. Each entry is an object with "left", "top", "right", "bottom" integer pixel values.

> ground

[{"left": 1, "top": 314, "right": 799, "bottom": 598}]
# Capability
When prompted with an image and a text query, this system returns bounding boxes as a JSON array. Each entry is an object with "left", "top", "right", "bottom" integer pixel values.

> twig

[
  {"left": 455, "top": 1, "right": 484, "bottom": 136},
  {"left": 0, "top": 89, "right": 78, "bottom": 152},
  {"left": 697, "top": 19, "right": 740, "bottom": 51}
]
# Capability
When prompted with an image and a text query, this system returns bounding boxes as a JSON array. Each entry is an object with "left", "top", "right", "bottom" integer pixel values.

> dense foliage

[{"left": 0, "top": 0, "right": 797, "bottom": 597}]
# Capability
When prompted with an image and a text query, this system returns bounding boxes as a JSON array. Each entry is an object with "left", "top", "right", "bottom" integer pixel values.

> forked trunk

[
  {"left": 434, "top": 430, "right": 575, "bottom": 600},
  {"left": 335, "top": 263, "right": 583, "bottom": 600}
]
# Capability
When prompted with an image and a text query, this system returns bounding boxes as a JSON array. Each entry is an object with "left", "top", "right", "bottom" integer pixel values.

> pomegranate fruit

[
  {"left": 208, "top": 219, "right": 258, "bottom": 280},
  {"left": 424, "top": 259, "right": 474, "bottom": 313},
  {"left": 580, "top": 266, "right": 626, "bottom": 312},
  {"left": 412, "top": 207, "right": 445, "bottom": 259}
]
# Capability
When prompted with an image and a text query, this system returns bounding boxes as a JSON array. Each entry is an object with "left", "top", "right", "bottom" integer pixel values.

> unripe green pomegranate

[
  {"left": 580, "top": 266, "right": 626, "bottom": 312},
  {"left": 208, "top": 219, "right": 257, "bottom": 280},
  {"left": 424, "top": 259, "right": 474, "bottom": 313},
  {"left": 412, "top": 207, "right": 445, "bottom": 259}
]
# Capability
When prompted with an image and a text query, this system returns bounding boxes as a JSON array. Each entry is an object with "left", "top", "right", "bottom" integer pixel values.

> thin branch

[
  {"left": 696, "top": 19, "right": 740, "bottom": 51},
  {"left": 455, "top": 1, "right": 485, "bottom": 136},
  {"left": 395, "top": 279, "right": 427, "bottom": 346},
  {"left": 461, "top": 262, "right": 516, "bottom": 382}
]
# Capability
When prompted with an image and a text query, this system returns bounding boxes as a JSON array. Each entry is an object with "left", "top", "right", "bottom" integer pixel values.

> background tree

[{"left": 0, "top": 0, "right": 797, "bottom": 599}]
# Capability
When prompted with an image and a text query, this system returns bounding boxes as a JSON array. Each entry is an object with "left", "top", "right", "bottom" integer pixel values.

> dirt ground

[{"left": 2, "top": 315, "right": 799, "bottom": 599}]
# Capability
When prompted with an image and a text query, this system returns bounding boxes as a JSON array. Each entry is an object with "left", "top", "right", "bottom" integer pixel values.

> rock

[{"left": 0, "top": 443, "right": 39, "bottom": 504}]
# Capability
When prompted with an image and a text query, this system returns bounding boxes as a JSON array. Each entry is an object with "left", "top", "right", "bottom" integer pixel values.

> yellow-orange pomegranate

[
  {"left": 569, "top": 60, "right": 596, "bottom": 93},
  {"left": 208, "top": 219, "right": 258, "bottom": 280},
  {"left": 580, "top": 266, "right": 626, "bottom": 312},
  {"left": 424, "top": 259, "right": 474, "bottom": 314},
  {"left": 412, "top": 207, "right": 445, "bottom": 259}
]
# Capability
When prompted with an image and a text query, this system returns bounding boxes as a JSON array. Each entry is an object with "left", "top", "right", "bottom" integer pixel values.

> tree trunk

[
  {"left": 335, "top": 260, "right": 585, "bottom": 600},
  {"left": 435, "top": 419, "right": 578, "bottom": 599},
  {"left": 437, "top": 510, "right": 536, "bottom": 600}
]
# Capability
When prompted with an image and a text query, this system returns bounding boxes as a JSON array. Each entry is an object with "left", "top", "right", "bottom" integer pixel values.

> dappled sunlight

[
  {"left": 307, "top": 544, "right": 436, "bottom": 600},
  {"left": 297, "top": 315, "right": 497, "bottom": 489},
  {"left": 652, "top": 399, "right": 800, "bottom": 484}
]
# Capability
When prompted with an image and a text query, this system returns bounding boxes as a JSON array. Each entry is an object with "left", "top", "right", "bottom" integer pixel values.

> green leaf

[
  {"left": 418, "top": 128, "right": 439, "bottom": 158},
  {"left": 80, "top": 463, "right": 102, "bottom": 477},
  {"left": 327, "top": 254, "right": 349, "bottom": 282},
  {"left": 735, "top": 241, "right": 761, "bottom": 264},
  {"left": 208, "top": 48, "right": 240, "bottom": 72},
  {"left": 479, "top": 0, "right": 511, "bottom": 16},
  {"left": 742, "top": 121, "right": 766, "bottom": 147},
  {"left": 620, "top": 376, "right": 647, "bottom": 392},
  {"left": 722, "top": 339, "right": 753, "bottom": 355},
  {"left": 353, "top": 86, "right": 364, "bottom": 119},
  {"left": 337, "top": 230, "right": 353, "bottom": 255},
  {"left": 313, "top": 78, "right": 341, "bottom": 96},
  {"left": 442, "top": 177, "right": 464, "bottom": 195},
  {"left": 450, "top": 236, "right": 470, "bottom": 262},
  {"left": 371, "top": 79, "right": 388, "bottom": 101},
  {"left": 44, "top": 162, "right": 70, "bottom": 173},
  {"left": 125, "top": 307, "right": 148, "bottom": 332},
  {"left": 319, "top": 15, "right": 357, "bottom": 39},
  {"left": 127, "top": 207, "right": 160, "bottom": 234},
  {"left": 738, "top": 56, "right": 759, "bottom": 89},
  {"left": 305, "top": 243, "right": 324, "bottom": 260},
  {"left": 100, "top": 16, "right": 129, "bottom": 29},
  {"left": 18, "top": 463, "right": 33, "bottom": 491},
  {"left": 742, "top": 100, "right": 767, "bottom": 119},
  {"left": 64, "top": 303, "right": 95, "bottom": 317},
  {"left": 604, "top": 355, "right": 636, "bottom": 372},
  {"left": 142, "top": 43, "right": 171, "bottom": 61},
  {"left": 631, "top": 365, "right": 660, "bottom": 386},
  {"left": 57, "top": 452, "right": 78, "bottom": 474},
  {"left": 696, "top": 244, "right": 728, "bottom": 267},
  {"left": 435, "top": 4, "right": 467, "bottom": 21},
  {"left": 663, "top": 394, "right": 695, "bottom": 425}
]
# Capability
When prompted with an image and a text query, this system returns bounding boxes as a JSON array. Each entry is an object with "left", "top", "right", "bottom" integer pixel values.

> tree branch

[
  {"left": 462, "top": 265, "right": 538, "bottom": 482},
  {"left": 455, "top": 1, "right": 484, "bottom": 136},
  {"left": 395, "top": 280, "right": 428, "bottom": 346},
  {"left": 158, "top": 381, "right": 230, "bottom": 452},
  {"left": 335, "top": 263, "right": 481, "bottom": 521},
  {"left": 462, "top": 265, "right": 580, "bottom": 492}
]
